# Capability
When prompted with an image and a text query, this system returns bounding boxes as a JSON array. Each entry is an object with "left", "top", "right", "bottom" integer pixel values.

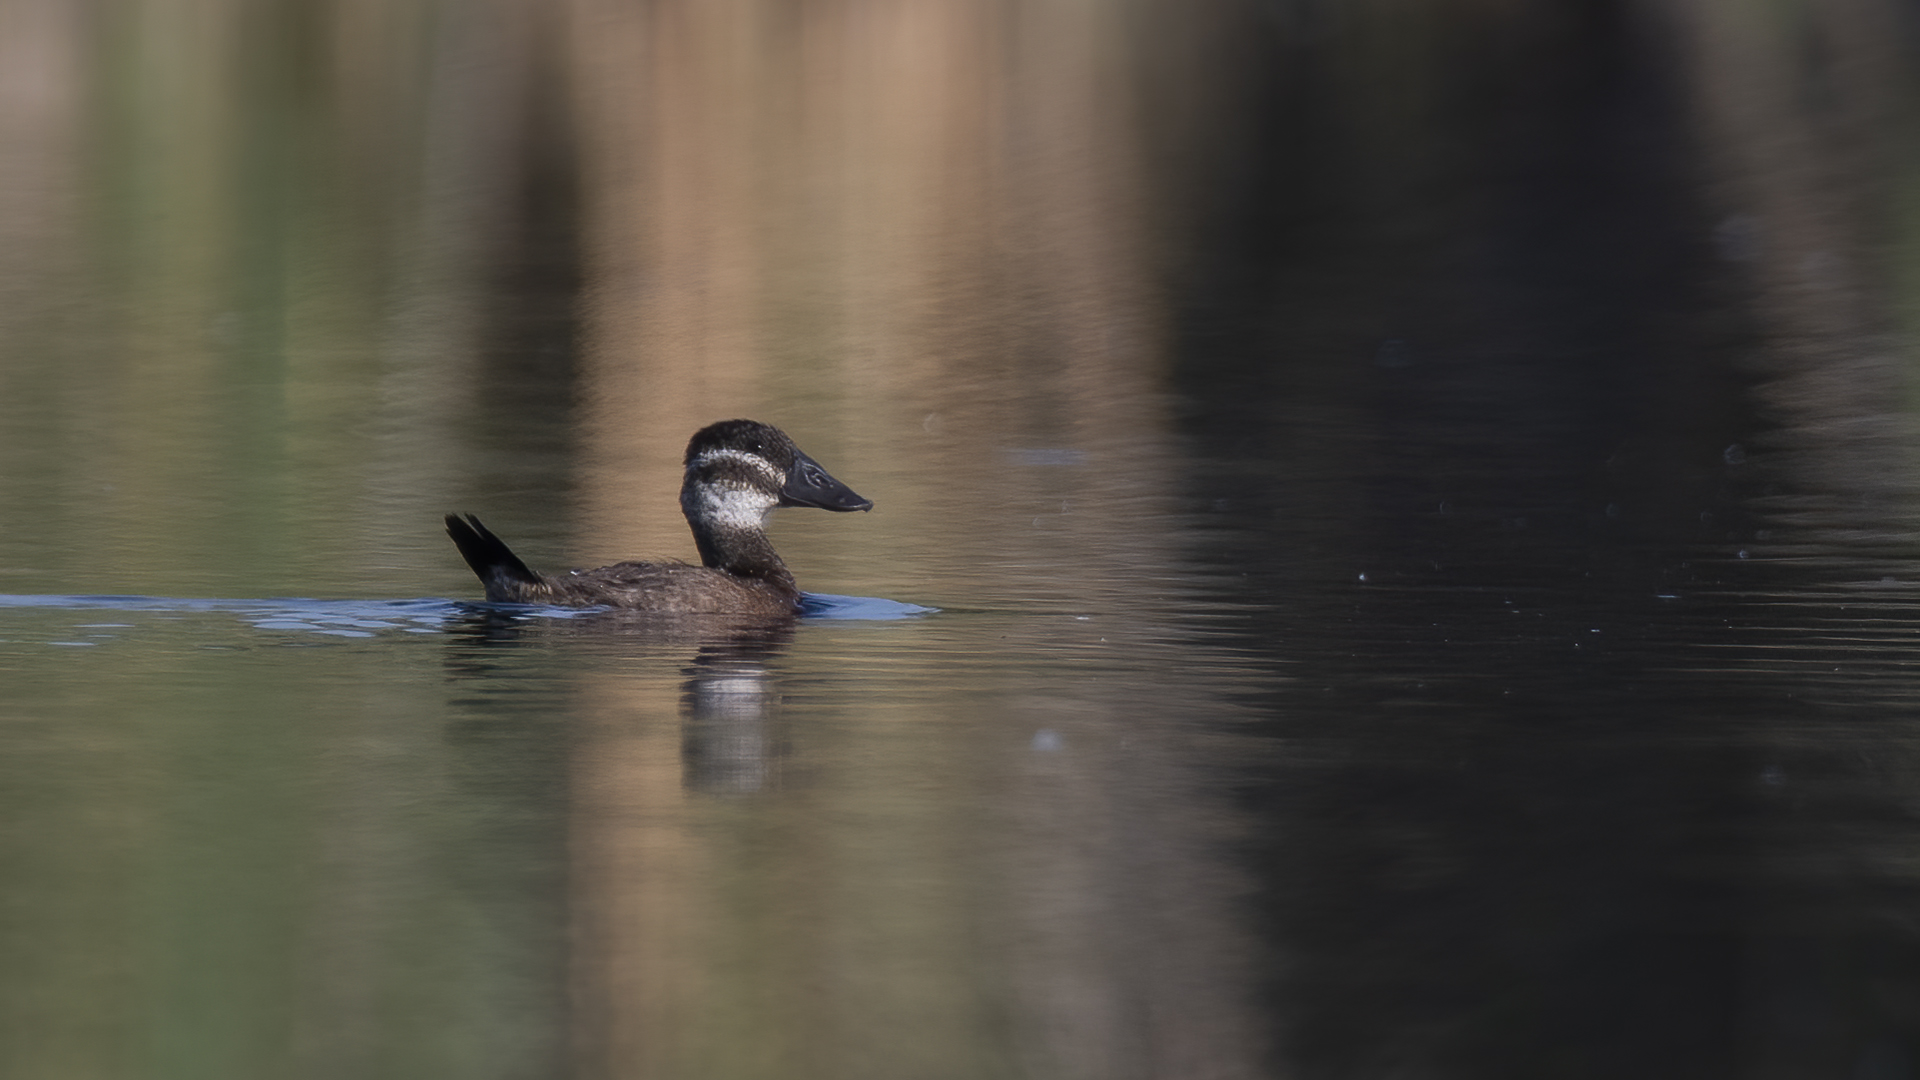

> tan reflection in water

[
  {"left": 560, "top": 1, "right": 1259, "bottom": 1077},
  {"left": 565, "top": 0, "right": 1165, "bottom": 560},
  {"left": 570, "top": 669, "right": 711, "bottom": 1076},
  {"left": 1670, "top": 0, "right": 1920, "bottom": 484},
  {"left": 564, "top": 617, "right": 1267, "bottom": 1080}
]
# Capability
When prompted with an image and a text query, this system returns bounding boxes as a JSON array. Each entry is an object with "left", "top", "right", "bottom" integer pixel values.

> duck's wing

[{"left": 559, "top": 561, "right": 796, "bottom": 614}]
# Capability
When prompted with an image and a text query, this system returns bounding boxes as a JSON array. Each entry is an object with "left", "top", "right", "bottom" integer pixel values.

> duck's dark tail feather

[{"left": 445, "top": 514, "right": 542, "bottom": 598}]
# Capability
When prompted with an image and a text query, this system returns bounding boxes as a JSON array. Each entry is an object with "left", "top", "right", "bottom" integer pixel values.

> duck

[{"left": 445, "top": 419, "right": 872, "bottom": 615}]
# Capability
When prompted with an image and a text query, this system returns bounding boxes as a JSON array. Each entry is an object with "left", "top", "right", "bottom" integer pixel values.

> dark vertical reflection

[
  {"left": 460, "top": 22, "right": 583, "bottom": 543},
  {"left": 1163, "top": 1, "right": 1920, "bottom": 1075},
  {"left": 430, "top": 614, "right": 577, "bottom": 1080}
]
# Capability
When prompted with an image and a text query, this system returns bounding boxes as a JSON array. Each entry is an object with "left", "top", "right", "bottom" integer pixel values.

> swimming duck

[{"left": 446, "top": 419, "right": 871, "bottom": 615}]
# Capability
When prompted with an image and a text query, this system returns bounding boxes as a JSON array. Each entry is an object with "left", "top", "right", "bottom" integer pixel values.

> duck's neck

[{"left": 685, "top": 516, "right": 796, "bottom": 592}]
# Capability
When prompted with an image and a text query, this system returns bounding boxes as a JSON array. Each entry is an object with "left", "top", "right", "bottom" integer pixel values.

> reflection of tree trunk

[
  {"left": 557, "top": 3, "right": 1275, "bottom": 1069},
  {"left": 0, "top": 0, "right": 82, "bottom": 327},
  {"left": 570, "top": 671, "right": 709, "bottom": 1080},
  {"left": 997, "top": 701, "right": 1266, "bottom": 1080},
  {"left": 1663, "top": 7, "right": 1920, "bottom": 1077},
  {"left": 0, "top": 0, "right": 561, "bottom": 595},
  {"left": 1667, "top": 0, "right": 1916, "bottom": 477},
  {"left": 562, "top": 0, "right": 1172, "bottom": 562},
  {"left": 571, "top": 622, "right": 798, "bottom": 1080},
  {"left": 567, "top": 637, "right": 1269, "bottom": 1080}
]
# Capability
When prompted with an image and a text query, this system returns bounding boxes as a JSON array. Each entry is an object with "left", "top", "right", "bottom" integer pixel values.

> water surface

[{"left": 6, "top": 2, "right": 1920, "bottom": 1078}]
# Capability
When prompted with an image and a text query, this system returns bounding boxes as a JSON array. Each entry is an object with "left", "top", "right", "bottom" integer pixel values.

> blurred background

[{"left": 6, "top": 0, "right": 1920, "bottom": 1077}]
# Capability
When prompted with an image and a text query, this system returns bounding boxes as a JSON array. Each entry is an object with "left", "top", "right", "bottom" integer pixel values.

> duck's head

[{"left": 680, "top": 420, "right": 873, "bottom": 531}]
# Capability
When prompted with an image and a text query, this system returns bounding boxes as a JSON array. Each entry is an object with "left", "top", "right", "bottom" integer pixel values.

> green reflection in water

[
  {"left": 1, "top": 616, "right": 574, "bottom": 1079},
  {"left": 0, "top": 599, "right": 1266, "bottom": 1079},
  {"left": 0, "top": 0, "right": 568, "bottom": 602}
]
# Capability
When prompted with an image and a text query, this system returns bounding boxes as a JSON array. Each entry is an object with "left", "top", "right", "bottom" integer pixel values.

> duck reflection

[
  {"left": 679, "top": 625, "right": 794, "bottom": 794},
  {"left": 442, "top": 604, "right": 796, "bottom": 794}
]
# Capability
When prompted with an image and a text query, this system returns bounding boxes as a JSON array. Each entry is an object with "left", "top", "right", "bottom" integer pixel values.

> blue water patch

[
  {"left": 0, "top": 593, "right": 934, "bottom": 638},
  {"left": 801, "top": 594, "right": 938, "bottom": 620},
  {"left": 0, "top": 595, "right": 460, "bottom": 639}
]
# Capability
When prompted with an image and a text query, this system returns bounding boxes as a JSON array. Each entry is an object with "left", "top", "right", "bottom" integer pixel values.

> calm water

[{"left": 6, "top": 2, "right": 1920, "bottom": 1078}]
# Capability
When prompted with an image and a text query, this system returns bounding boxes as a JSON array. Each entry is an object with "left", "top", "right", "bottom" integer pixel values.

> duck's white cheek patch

[{"left": 699, "top": 486, "right": 776, "bottom": 530}]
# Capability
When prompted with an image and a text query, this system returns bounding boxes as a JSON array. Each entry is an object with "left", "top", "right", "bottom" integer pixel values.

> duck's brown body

[
  {"left": 532, "top": 562, "right": 801, "bottom": 614},
  {"left": 443, "top": 517, "right": 805, "bottom": 615},
  {"left": 446, "top": 420, "right": 870, "bottom": 615}
]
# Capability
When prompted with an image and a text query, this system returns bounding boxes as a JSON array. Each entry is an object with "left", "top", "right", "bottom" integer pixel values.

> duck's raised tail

[{"left": 445, "top": 514, "right": 543, "bottom": 600}]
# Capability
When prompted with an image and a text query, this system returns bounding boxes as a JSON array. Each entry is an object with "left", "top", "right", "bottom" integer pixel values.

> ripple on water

[{"left": 0, "top": 592, "right": 935, "bottom": 644}]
